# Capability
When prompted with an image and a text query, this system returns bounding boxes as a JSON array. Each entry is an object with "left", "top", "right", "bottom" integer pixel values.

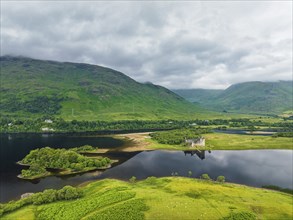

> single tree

[
  {"left": 188, "top": 171, "right": 192, "bottom": 177},
  {"left": 216, "top": 175, "right": 225, "bottom": 183},
  {"left": 201, "top": 173, "right": 211, "bottom": 180}
]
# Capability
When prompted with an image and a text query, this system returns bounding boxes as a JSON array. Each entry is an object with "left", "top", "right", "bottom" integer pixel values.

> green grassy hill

[
  {"left": 0, "top": 56, "right": 211, "bottom": 120},
  {"left": 2, "top": 177, "right": 292, "bottom": 220},
  {"left": 174, "top": 81, "right": 293, "bottom": 114}
]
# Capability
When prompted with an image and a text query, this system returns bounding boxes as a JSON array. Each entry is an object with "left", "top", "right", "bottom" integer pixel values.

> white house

[{"left": 41, "top": 127, "right": 54, "bottom": 131}]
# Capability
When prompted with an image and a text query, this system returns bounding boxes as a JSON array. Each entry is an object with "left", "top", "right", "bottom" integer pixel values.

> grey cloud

[{"left": 1, "top": 1, "right": 292, "bottom": 89}]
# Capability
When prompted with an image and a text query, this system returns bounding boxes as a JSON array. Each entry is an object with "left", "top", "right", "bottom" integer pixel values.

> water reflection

[
  {"left": 1, "top": 149, "right": 292, "bottom": 203},
  {"left": 184, "top": 150, "right": 211, "bottom": 160},
  {"left": 99, "top": 150, "right": 293, "bottom": 191},
  {"left": 0, "top": 133, "right": 125, "bottom": 202},
  {"left": 1, "top": 132, "right": 292, "bottom": 203}
]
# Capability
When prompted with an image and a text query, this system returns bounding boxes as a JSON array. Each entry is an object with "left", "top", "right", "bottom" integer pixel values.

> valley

[
  {"left": 174, "top": 81, "right": 293, "bottom": 115},
  {"left": 1, "top": 2, "right": 292, "bottom": 219},
  {"left": 0, "top": 57, "right": 292, "bottom": 220}
]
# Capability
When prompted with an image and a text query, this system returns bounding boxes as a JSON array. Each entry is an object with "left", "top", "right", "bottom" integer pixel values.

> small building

[
  {"left": 44, "top": 119, "right": 53, "bottom": 123},
  {"left": 185, "top": 137, "right": 205, "bottom": 147},
  {"left": 8, "top": 123, "right": 13, "bottom": 126},
  {"left": 41, "top": 127, "right": 54, "bottom": 132}
]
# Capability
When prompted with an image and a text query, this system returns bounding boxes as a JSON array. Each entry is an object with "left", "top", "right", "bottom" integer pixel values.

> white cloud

[{"left": 1, "top": 1, "right": 292, "bottom": 89}]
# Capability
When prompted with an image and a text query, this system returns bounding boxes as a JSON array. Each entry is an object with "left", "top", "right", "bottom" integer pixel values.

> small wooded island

[{"left": 18, "top": 145, "right": 112, "bottom": 179}]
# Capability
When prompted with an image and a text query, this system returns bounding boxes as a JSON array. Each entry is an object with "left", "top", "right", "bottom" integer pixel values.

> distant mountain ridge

[
  {"left": 174, "top": 81, "right": 293, "bottom": 114},
  {"left": 0, "top": 56, "right": 208, "bottom": 120}
]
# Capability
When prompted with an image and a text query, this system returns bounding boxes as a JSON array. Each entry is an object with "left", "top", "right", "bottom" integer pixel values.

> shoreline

[
  {"left": 0, "top": 128, "right": 172, "bottom": 135},
  {"left": 17, "top": 164, "right": 114, "bottom": 180},
  {"left": 17, "top": 159, "right": 118, "bottom": 180},
  {"left": 112, "top": 132, "right": 293, "bottom": 151},
  {"left": 114, "top": 132, "right": 154, "bottom": 152}
]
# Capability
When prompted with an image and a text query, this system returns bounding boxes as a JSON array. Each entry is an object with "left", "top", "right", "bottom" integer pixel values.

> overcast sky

[{"left": 1, "top": 1, "right": 292, "bottom": 89}]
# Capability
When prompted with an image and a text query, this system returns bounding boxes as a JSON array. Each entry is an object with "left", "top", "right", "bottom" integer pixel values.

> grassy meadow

[
  {"left": 126, "top": 132, "right": 293, "bottom": 151},
  {"left": 2, "top": 177, "right": 292, "bottom": 220},
  {"left": 204, "top": 133, "right": 293, "bottom": 150}
]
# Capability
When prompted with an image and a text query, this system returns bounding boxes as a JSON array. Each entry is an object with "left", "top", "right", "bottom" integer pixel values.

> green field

[
  {"left": 204, "top": 133, "right": 293, "bottom": 150},
  {"left": 2, "top": 177, "right": 292, "bottom": 220},
  {"left": 141, "top": 133, "right": 293, "bottom": 151}
]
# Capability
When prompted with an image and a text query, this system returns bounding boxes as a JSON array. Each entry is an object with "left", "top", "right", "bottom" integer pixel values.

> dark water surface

[{"left": 0, "top": 133, "right": 292, "bottom": 203}]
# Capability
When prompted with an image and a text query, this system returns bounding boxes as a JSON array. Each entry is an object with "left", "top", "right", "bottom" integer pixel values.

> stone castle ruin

[{"left": 185, "top": 137, "right": 205, "bottom": 148}]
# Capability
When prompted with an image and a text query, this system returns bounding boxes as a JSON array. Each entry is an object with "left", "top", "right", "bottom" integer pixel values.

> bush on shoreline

[{"left": 0, "top": 186, "right": 83, "bottom": 217}]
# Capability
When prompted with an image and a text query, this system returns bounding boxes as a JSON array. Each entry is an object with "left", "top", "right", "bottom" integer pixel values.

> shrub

[
  {"left": 221, "top": 211, "right": 256, "bottom": 220},
  {"left": 216, "top": 176, "right": 225, "bottom": 183},
  {"left": 129, "top": 176, "right": 137, "bottom": 183},
  {"left": 57, "top": 186, "right": 83, "bottom": 200},
  {"left": 201, "top": 174, "right": 211, "bottom": 180},
  {"left": 188, "top": 171, "right": 192, "bottom": 177},
  {"left": 145, "top": 176, "right": 157, "bottom": 184},
  {"left": 171, "top": 172, "right": 179, "bottom": 176},
  {"left": 71, "top": 145, "right": 97, "bottom": 152}
]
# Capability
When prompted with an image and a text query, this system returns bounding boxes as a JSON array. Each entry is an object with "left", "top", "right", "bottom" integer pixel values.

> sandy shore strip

[
  {"left": 246, "top": 131, "right": 276, "bottom": 135},
  {"left": 115, "top": 132, "right": 153, "bottom": 152}
]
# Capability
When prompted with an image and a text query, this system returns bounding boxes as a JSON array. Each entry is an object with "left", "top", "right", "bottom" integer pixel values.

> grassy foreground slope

[
  {"left": 0, "top": 56, "right": 214, "bottom": 121},
  {"left": 2, "top": 177, "right": 292, "bottom": 220}
]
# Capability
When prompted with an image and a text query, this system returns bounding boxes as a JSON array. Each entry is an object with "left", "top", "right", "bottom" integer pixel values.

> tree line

[
  {"left": 0, "top": 116, "right": 292, "bottom": 133},
  {"left": 150, "top": 128, "right": 211, "bottom": 145},
  {"left": 0, "top": 185, "right": 83, "bottom": 217}
]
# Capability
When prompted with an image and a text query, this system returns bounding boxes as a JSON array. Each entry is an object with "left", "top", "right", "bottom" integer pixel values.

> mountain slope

[
  {"left": 0, "top": 56, "right": 207, "bottom": 120},
  {"left": 173, "top": 89, "right": 222, "bottom": 103},
  {"left": 173, "top": 81, "right": 293, "bottom": 114}
]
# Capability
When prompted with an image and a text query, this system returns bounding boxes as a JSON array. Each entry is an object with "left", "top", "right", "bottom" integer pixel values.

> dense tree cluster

[
  {"left": 21, "top": 164, "right": 47, "bottom": 178},
  {"left": 150, "top": 128, "right": 211, "bottom": 145},
  {"left": 20, "top": 147, "right": 111, "bottom": 178},
  {"left": 0, "top": 186, "right": 83, "bottom": 216}
]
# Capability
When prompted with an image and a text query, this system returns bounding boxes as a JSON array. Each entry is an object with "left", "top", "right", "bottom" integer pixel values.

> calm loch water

[{"left": 0, "top": 133, "right": 292, "bottom": 203}]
